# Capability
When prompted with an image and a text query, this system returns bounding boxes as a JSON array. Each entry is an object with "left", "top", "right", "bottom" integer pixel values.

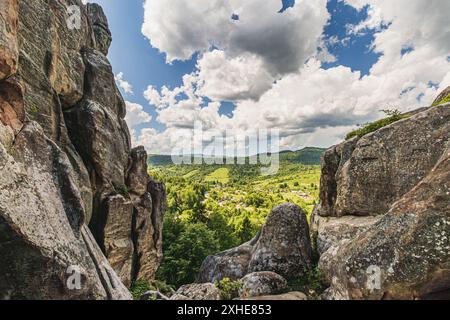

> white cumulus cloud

[
  {"left": 136, "top": 0, "right": 450, "bottom": 154},
  {"left": 125, "top": 101, "right": 152, "bottom": 128},
  {"left": 115, "top": 72, "right": 134, "bottom": 94}
]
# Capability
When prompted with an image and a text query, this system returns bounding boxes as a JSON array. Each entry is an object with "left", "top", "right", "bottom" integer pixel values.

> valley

[{"left": 146, "top": 148, "right": 324, "bottom": 288}]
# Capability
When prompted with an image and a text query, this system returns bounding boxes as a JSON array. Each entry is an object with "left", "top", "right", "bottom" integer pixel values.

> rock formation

[
  {"left": 240, "top": 272, "right": 288, "bottom": 299},
  {"left": 314, "top": 98, "right": 450, "bottom": 300},
  {"left": 199, "top": 204, "right": 313, "bottom": 282},
  {"left": 0, "top": 0, "right": 164, "bottom": 299},
  {"left": 170, "top": 283, "right": 222, "bottom": 301}
]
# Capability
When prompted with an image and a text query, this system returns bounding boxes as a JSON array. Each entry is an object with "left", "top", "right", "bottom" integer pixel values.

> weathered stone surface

[
  {"left": 0, "top": 122, "right": 131, "bottom": 300},
  {"left": 101, "top": 195, "right": 134, "bottom": 288},
  {"left": 245, "top": 292, "right": 307, "bottom": 301},
  {"left": 0, "top": 0, "right": 18, "bottom": 80},
  {"left": 198, "top": 239, "right": 257, "bottom": 283},
  {"left": 127, "top": 146, "right": 150, "bottom": 195},
  {"left": 316, "top": 105, "right": 450, "bottom": 217},
  {"left": 171, "top": 283, "right": 222, "bottom": 301},
  {"left": 0, "top": 78, "right": 24, "bottom": 132},
  {"left": 320, "top": 141, "right": 450, "bottom": 300},
  {"left": 136, "top": 179, "right": 166, "bottom": 282},
  {"left": 65, "top": 99, "right": 129, "bottom": 200},
  {"left": 87, "top": 3, "right": 112, "bottom": 56},
  {"left": 249, "top": 204, "right": 313, "bottom": 279},
  {"left": 240, "top": 272, "right": 288, "bottom": 298},
  {"left": 199, "top": 204, "right": 313, "bottom": 282},
  {"left": 315, "top": 138, "right": 357, "bottom": 217},
  {"left": 17, "top": 0, "right": 90, "bottom": 139},
  {"left": 310, "top": 214, "right": 382, "bottom": 256}
]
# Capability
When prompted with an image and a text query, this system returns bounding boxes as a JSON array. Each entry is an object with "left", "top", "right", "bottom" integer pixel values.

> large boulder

[
  {"left": 248, "top": 204, "right": 313, "bottom": 279},
  {"left": 198, "top": 239, "right": 257, "bottom": 283},
  {"left": 199, "top": 204, "right": 313, "bottom": 282},
  {"left": 316, "top": 105, "right": 450, "bottom": 217},
  {"left": 320, "top": 140, "right": 450, "bottom": 300},
  {"left": 240, "top": 272, "right": 288, "bottom": 298}
]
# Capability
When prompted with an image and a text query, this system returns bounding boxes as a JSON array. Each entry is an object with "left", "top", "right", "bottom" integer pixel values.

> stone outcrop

[
  {"left": 199, "top": 204, "right": 313, "bottom": 282},
  {"left": 315, "top": 104, "right": 450, "bottom": 217},
  {"left": 0, "top": 0, "right": 164, "bottom": 299},
  {"left": 198, "top": 238, "right": 257, "bottom": 283},
  {"left": 310, "top": 214, "right": 381, "bottom": 256},
  {"left": 170, "top": 283, "right": 222, "bottom": 301},
  {"left": 240, "top": 272, "right": 288, "bottom": 298},
  {"left": 314, "top": 99, "right": 450, "bottom": 300}
]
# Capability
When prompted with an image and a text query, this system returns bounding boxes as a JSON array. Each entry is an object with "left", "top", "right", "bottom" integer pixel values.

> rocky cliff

[
  {"left": 0, "top": 0, "right": 164, "bottom": 299},
  {"left": 312, "top": 99, "right": 450, "bottom": 300}
]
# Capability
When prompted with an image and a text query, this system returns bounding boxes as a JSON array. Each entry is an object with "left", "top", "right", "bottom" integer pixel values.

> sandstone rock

[
  {"left": 249, "top": 204, "right": 313, "bottom": 280},
  {"left": 198, "top": 239, "right": 257, "bottom": 283},
  {"left": 171, "top": 283, "right": 222, "bottom": 301},
  {"left": 127, "top": 146, "right": 150, "bottom": 195},
  {"left": 315, "top": 138, "right": 358, "bottom": 217},
  {"left": 240, "top": 272, "right": 288, "bottom": 298},
  {"left": 87, "top": 3, "right": 112, "bottom": 56},
  {"left": 316, "top": 105, "right": 450, "bottom": 217},
  {"left": 310, "top": 214, "right": 382, "bottom": 256},
  {"left": 17, "top": 0, "right": 90, "bottom": 138},
  {"left": 245, "top": 292, "right": 307, "bottom": 301},
  {"left": 136, "top": 179, "right": 166, "bottom": 282},
  {"left": 65, "top": 99, "right": 129, "bottom": 202},
  {"left": 320, "top": 141, "right": 450, "bottom": 299},
  {"left": 199, "top": 204, "right": 313, "bottom": 282},
  {"left": 0, "top": 78, "right": 24, "bottom": 132},
  {"left": 101, "top": 195, "right": 134, "bottom": 288},
  {"left": 0, "top": 0, "right": 18, "bottom": 80},
  {"left": 0, "top": 122, "right": 131, "bottom": 300}
]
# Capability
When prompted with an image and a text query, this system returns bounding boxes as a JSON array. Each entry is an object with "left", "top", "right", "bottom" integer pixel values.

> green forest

[{"left": 147, "top": 148, "right": 324, "bottom": 289}]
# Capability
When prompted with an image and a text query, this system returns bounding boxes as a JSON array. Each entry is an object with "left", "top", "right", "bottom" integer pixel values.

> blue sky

[
  {"left": 88, "top": 0, "right": 450, "bottom": 154},
  {"left": 97, "top": 0, "right": 377, "bottom": 131}
]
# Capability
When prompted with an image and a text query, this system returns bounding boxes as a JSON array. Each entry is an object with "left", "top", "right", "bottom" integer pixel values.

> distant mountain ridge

[{"left": 148, "top": 147, "right": 326, "bottom": 166}]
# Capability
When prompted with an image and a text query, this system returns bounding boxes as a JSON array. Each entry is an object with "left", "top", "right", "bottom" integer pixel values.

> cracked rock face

[
  {"left": 0, "top": 0, "right": 164, "bottom": 299},
  {"left": 314, "top": 100, "right": 450, "bottom": 300},
  {"left": 315, "top": 105, "right": 450, "bottom": 218},
  {"left": 320, "top": 142, "right": 450, "bottom": 300}
]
